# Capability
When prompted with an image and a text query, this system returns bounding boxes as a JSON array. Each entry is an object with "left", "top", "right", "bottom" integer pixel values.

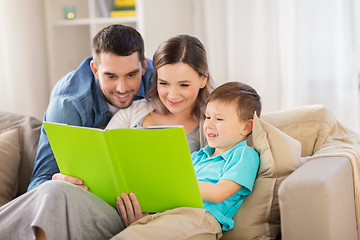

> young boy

[{"left": 113, "top": 81, "right": 261, "bottom": 240}]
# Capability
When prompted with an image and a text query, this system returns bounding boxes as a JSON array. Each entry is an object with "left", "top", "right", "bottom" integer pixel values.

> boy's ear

[{"left": 241, "top": 119, "right": 253, "bottom": 136}]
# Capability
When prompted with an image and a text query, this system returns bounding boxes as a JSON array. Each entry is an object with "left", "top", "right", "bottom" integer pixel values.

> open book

[{"left": 44, "top": 122, "right": 204, "bottom": 212}]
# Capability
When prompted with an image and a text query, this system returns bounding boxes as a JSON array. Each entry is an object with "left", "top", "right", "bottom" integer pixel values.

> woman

[{"left": 0, "top": 35, "right": 213, "bottom": 240}]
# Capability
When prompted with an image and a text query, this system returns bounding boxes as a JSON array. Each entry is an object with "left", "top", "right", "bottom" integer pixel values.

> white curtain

[
  {"left": 193, "top": 0, "right": 360, "bottom": 133},
  {"left": 0, "top": 0, "right": 49, "bottom": 120}
]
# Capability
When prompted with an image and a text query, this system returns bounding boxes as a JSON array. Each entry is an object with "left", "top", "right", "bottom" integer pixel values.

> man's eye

[
  {"left": 128, "top": 73, "right": 136, "bottom": 78},
  {"left": 106, "top": 75, "right": 116, "bottom": 79}
]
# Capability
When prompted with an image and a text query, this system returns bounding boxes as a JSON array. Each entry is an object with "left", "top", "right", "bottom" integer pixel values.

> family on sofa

[
  {"left": 0, "top": 24, "right": 261, "bottom": 240},
  {"left": 0, "top": 24, "right": 359, "bottom": 240}
]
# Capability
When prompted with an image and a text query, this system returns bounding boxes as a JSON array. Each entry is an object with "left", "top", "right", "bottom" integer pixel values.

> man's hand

[
  {"left": 52, "top": 173, "right": 88, "bottom": 191},
  {"left": 116, "top": 192, "right": 148, "bottom": 227}
]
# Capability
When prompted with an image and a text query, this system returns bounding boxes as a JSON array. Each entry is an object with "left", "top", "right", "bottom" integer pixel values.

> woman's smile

[{"left": 167, "top": 99, "right": 184, "bottom": 106}]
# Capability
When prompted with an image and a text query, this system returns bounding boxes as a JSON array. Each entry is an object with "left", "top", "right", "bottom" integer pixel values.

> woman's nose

[{"left": 167, "top": 87, "right": 179, "bottom": 99}]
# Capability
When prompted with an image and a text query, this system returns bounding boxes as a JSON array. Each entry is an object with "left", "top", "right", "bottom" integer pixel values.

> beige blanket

[{"left": 306, "top": 121, "right": 360, "bottom": 239}]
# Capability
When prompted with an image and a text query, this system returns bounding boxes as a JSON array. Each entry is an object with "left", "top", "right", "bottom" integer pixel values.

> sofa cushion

[
  {"left": 261, "top": 105, "right": 337, "bottom": 157},
  {"left": 222, "top": 115, "right": 301, "bottom": 240},
  {"left": 0, "top": 126, "right": 22, "bottom": 206},
  {"left": 0, "top": 112, "right": 41, "bottom": 197}
]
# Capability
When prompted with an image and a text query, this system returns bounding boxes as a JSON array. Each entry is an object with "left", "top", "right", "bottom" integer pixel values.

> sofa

[{"left": 0, "top": 106, "right": 359, "bottom": 239}]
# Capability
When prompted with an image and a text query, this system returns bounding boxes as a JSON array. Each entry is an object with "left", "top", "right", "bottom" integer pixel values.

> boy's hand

[
  {"left": 116, "top": 192, "right": 148, "bottom": 227},
  {"left": 52, "top": 173, "right": 88, "bottom": 191}
]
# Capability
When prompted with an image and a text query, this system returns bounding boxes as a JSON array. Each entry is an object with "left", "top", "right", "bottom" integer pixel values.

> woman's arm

[
  {"left": 198, "top": 179, "right": 242, "bottom": 203},
  {"left": 105, "top": 99, "right": 153, "bottom": 129}
]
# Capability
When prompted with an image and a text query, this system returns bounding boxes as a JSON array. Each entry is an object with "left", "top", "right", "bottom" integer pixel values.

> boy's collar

[{"left": 202, "top": 140, "right": 248, "bottom": 158}]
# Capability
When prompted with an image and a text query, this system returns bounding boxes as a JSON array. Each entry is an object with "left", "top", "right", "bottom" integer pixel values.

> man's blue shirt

[{"left": 28, "top": 56, "right": 154, "bottom": 191}]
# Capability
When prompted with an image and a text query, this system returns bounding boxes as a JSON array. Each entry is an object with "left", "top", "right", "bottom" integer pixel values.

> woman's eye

[
  {"left": 180, "top": 84, "right": 190, "bottom": 87},
  {"left": 217, "top": 118, "right": 224, "bottom": 121},
  {"left": 159, "top": 82, "right": 168, "bottom": 85}
]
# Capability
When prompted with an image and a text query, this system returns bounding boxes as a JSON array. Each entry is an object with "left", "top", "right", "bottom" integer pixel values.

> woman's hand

[
  {"left": 52, "top": 173, "right": 88, "bottom": 191},
  {"left": 116, "top": 192, "right": 149, "bottom": 227}
]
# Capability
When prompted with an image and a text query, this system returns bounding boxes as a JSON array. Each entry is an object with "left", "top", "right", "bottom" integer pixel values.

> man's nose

[{"left": 115, "top": 78, "right": 128, "bottom": 93}]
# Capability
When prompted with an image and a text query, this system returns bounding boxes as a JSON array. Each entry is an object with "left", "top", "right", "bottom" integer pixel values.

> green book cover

[{"left": 43, "top": 122, "right": 204, "bottom": 212}]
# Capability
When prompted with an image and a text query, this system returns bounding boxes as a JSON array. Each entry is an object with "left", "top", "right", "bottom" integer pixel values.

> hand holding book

[
  {"left": 116, "top": 192, "right": 148, "bottom": 227},
  {"left": 52, "top": 172, "right": 88, "bottom": 191}
]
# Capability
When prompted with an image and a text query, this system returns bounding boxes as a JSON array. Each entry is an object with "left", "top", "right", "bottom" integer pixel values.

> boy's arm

[{"left": 198, "top": 179, "right": 242, "bottom": 203}]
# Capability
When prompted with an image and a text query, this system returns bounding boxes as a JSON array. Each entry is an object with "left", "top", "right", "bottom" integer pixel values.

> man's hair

[
  {"left": 92, "top": 24, "right": 145, "bottom": 65},
  {"left": 207, "top": 81, "right": 262, "bottom": 121},
  {"left": 145, "top": 34, "right": 212, "bottom": 120}
]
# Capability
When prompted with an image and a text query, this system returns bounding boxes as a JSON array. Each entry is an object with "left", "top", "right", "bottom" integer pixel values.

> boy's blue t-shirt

[{"left": 191, "top": 140, "right": 259, "bottom": 231}]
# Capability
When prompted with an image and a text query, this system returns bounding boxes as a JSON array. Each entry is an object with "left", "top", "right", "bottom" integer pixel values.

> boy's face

[
  {"left": 90, "top": 52, "right": 146, "bottom": 109},
  {"left": 204, "top": 100, "right": 252, "bottom": 155}
]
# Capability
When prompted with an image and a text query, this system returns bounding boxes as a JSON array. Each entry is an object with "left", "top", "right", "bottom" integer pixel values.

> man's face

[{"left": 91, "top": 52, "right": 146, "bottom": 109}]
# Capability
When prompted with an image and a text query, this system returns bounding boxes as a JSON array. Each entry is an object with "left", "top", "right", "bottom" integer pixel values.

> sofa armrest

[{"left": 278, "top": 156, "right": 357, "bottom": 240}]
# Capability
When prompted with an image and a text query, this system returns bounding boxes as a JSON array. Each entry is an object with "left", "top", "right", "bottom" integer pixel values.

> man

[{"left": 28, "top": 24, "right": 154, "bottom": 191}]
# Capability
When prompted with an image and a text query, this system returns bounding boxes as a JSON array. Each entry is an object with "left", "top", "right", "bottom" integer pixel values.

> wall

[
  {"left": 142, "top": 0, "right": 194, "bottom": 58},
  {"left": 0, "top": 0, "right": 49, "bottom": 120}
]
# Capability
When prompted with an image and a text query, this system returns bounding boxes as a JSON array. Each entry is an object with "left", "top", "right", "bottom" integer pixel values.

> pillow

[
  {"left": 0, "top": 126, "right": 22, "bottom": 206},
  {"left": 0, "top": 111, "right": 41, "bottom": 196},
  {"left": 221, "top": 115, "right": 301, "bottom": 240},
  {"left": 261, "top": 105, "right": 337, "bottom": 157}
]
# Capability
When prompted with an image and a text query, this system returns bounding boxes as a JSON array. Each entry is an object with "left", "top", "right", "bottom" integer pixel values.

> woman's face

[{"left": 157, "top": 63, "right": 207, "bottom": 116}]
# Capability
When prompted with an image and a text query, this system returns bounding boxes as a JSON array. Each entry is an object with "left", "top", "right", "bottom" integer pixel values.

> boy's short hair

[
  {"left": 91, "top": 24, "right": 145, "bottom": 66},
  {"left": 207, "top": 81, "right": 261, "bottom": 121}
]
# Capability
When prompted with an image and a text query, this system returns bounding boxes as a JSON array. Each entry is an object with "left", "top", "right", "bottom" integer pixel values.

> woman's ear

[
  {"left": 200, "top": 75, "right": 208, "bottom": 89},
  {"left": 90, "top": 60, "right": 99, "bottom": 79},
  {"left": 241, "top": 119, "right": 253, "bottom": 136}
]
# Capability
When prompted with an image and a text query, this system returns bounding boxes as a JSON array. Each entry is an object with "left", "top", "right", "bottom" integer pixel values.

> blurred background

[{"left": 0, "top": 0, "right": 359, "bottom": 132}]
